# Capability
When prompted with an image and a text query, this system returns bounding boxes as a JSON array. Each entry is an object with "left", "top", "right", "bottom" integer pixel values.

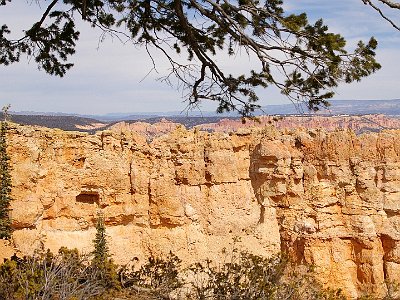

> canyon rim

[{"left": 3, "top": 122, "right": 400, "bottom": 298}]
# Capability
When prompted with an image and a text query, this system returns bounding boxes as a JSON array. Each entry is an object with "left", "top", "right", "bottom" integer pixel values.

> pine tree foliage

[
  {"left": 92, "top": 211, "right": 120, "bottom": 290},
  {"left": 93, "top": 211, "right": 109, "bottom": 267},
  {"left": 0, "top": 0, "right": 391, "bottom": 116},
  {"left": 0, "top": 116, "right": 12, "bottom": 239}
]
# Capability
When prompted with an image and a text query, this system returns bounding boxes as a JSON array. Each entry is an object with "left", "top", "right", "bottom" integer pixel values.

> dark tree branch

[
  {"left": 377, "top": 0, "right": 400, "bottom": 9},
  {"left": 362, "top": 0, "right": 400, "bottom": 30},
  {"left": 36, "top": 0, "right": 59, "bottom": 29}
]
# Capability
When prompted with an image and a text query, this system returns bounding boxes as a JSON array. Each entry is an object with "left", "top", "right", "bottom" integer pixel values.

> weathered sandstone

[
  {"left": 4, "top": 123, "right": 400, "bottom": 298},
  {"left": 197, "top": 114, "right": 400, "bottom": 134}
]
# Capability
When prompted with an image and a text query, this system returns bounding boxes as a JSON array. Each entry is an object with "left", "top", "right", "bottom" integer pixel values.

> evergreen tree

[
  {"left": 92, "top": 211, "right": 120, "bottom": 290},
  {"left": 92, "top": 211, "right": 109, "bottom": 267},
  {"left": 0, "top": 106, "right": 12, "bottom": 239}
]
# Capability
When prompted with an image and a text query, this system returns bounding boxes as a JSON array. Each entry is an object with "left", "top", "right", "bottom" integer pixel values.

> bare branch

[
  {"left": 377, "top": 0, "right": 400, "bottom": 9},
  {"left": 363, "top": 0, "right": 400, "bottom": 30}
]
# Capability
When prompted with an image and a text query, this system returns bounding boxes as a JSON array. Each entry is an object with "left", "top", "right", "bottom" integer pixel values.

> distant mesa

[{"left": 4, "top": 99, "right": 400, "bottom": 134}]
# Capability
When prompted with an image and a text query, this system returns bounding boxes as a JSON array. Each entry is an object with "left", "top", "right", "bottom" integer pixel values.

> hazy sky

[{"left": 0, "top": 0, "right": 399, "bottom": 115}]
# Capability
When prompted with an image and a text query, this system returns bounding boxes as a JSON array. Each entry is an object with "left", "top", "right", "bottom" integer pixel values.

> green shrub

[
  {"left": 0, "top": 213, "right": 119, "bottom": 299},
  {"left": 187, "top": 251, "right": 345, "bottom": 300},
  {"left": 120, "top": 249, "right": 345, "bottom": 300},
  {"left": 0, "top": 249, "right": 105, "bottom": 300},
  {"left": 0, "top": 255, "right": 19, "bottom": 299},
  {"left": 120, "top": 251, "right": 183, "bottom": 300}
]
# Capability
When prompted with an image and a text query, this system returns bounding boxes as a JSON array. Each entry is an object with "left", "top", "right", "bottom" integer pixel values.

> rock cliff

[
  {"left": 197, "top": 114, "right": 400, "bottom": 134},
  {"left": 4, "top": 123, "right": 400, "bottom": 298}
]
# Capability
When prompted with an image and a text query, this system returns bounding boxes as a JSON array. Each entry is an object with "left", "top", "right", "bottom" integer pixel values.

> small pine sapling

[{"left": 92, "top": 211, "right": 120, "bottom": 290}]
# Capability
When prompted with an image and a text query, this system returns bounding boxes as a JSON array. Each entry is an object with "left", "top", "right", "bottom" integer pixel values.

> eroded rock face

[
  {"left": 5, "top": 124, "right": 400, "bottom": 298},
  {"left": 197, "top": 114, "right": 400, "bottom": 134}
]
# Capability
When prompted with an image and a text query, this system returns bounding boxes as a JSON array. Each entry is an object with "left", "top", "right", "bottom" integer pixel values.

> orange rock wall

[
  {"left": 6, "top": 124, "right": 400, "bottom": 298},
  {"left": 198, "top": 114, "right": 400, "bottom": 133}
]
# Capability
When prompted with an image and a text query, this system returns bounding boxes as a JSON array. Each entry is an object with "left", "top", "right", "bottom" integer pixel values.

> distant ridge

[
  {"left": 6, "top": 99, "right": 400, "bottom": 132},
  {"left": 4, "top": 114, "right": 107, "bottom": 132},
  {"left": 11, "top": 99, "right": 400, "bottom": 120},
  {"left": 261, "top": 99, "right": 400, "bottom": 115}
]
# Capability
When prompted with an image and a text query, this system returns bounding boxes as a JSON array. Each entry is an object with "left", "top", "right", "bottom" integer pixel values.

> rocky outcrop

[
  {"left": 197, "top": 114, "right": 400, "bottom": 134},
  {"left": 5, "top": 123, "right": 400, "bottom": 298},
  {"left": 110, "top": 119, "right": 180, "bottom": 140}
]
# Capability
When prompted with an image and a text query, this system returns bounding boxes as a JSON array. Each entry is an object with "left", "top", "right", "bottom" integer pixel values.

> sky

[{"left": 0, "top": 0, "right": 399, "bottom": 115}]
